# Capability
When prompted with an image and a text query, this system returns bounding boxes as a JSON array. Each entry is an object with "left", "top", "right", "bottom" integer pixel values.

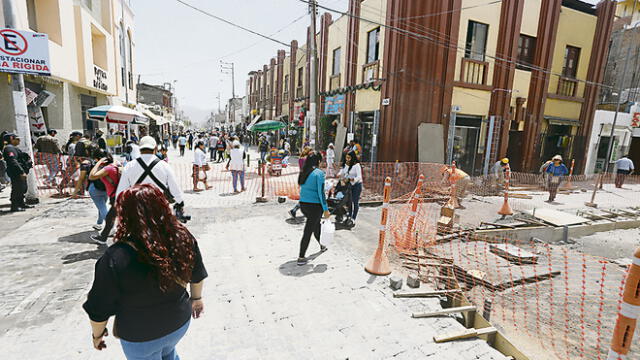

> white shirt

[
  {"left": 130, "top": 144, "right": 141, "bottom": 160},
  {"left": 340, "top": 163, "right": 362, "bottom": 184},
  {"left": 326, "top": 148, "right": 335, "bottom": 163},
  {"left": 116, "top": 154, "right": 184, "bottom": 204},
  {"left": 616, "top": 157, "right": 635, "bottom": 171},
  {"left": 284, "top": 142, "right": 290, "bottom": 152},
  {"left": 209, "top": 136, "right": 218, "bottom": 148},
  {"left": 229, "top": 147, "right": 245, "bottom": 171},
  {"left": 194, "top": 148, "right": 207, "bottom": 166},
  {"left": 178, "top": 136, "right": 187, "bottom": 146}
]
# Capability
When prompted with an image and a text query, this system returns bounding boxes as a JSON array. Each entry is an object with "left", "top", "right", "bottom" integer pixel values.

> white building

[
  {"left": 0, "top": 0, "right": 136, "bottom": 139},
  {"left": 585, "top": 104, "right": 640, "bottom": 174}
]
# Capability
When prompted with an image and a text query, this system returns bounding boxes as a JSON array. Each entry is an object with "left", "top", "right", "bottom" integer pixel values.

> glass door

[{"left": 453, "top": 126, "right": 480, "bottom": 175}]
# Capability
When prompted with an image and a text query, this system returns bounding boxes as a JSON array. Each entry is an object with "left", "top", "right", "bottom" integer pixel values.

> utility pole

[
  {"left": 308, "top": 0, "right": 318, "bottom": 149},
  {"left": 2, "top": 0, "right": 38, "bottom": 203},
  {"left": 602, "top": 0, "right": 638, "bottom": 183},
  {"left": 121, "top": 0, "right": 128, "bottom": 105},
  {"left": 221, "top": 61, "right": 236, "bottom": 126}
]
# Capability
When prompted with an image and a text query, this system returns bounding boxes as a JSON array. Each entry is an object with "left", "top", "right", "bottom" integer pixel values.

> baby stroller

[{"left": 327, "top": 179, "right": 354, "bottom": 229}]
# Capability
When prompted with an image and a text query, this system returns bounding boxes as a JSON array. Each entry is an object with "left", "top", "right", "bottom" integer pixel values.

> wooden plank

[
  {"left": 433, "top": 327, "right": 497, "bottom": 343},
  {"left": 490, "top": 243, "right": 538, "bottom": 264},
  {"left": 402, "top": 261, "right": 454, "bottom": 268},
  {"left": 481, "top": 221, "right": 516, "bottom": 229},
  {"left": 502, "top": 193, "right": 533, "bottom": 199},
  {"left": 393, "top": 289, "right": 462, "bottom": 298},
  {"left": 412, "top": 305, "right": 476, "bottom": 318}
]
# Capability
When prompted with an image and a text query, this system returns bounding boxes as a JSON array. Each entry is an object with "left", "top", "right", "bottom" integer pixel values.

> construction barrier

[
  {"left": 365, "top": 176, "right": 392, "bottom": 276},
  {"left": 608, "top": 247, "right": 640, "bottom": 360}
]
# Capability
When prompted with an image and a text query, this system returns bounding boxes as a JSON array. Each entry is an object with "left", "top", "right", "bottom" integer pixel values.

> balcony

[
  {"left": 556, "top": 77, "right": 578, "bottom": 98},
  {"left": 460, "top": 58, "right": 488, "bottom": 86},
  {"left": 362, "top": 61, "right": 379, "bottom": 83},
  {"left": 329, "top": 74, "right": 341, "bottom": 90}
]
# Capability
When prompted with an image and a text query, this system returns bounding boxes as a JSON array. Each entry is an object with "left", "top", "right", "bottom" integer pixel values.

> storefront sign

[
  {"left": 28, "top": 105, "right": 47, "bottom": 135},
  {"left": 324, "top": 94, "right": 345, "bottom": 115},
  {"left": 93, "top": 66, "right": 108, "bottom": 91},
  {"left": 632, "top": 112, "right": 640, "bottom": 128},
  {"left": 0, "top": 28, "right": 51, "bottom": 75}
]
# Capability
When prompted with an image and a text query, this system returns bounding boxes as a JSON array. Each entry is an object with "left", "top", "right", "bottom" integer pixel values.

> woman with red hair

[{"left": 83, "top": 184, "right": 207, "bottom": 360}]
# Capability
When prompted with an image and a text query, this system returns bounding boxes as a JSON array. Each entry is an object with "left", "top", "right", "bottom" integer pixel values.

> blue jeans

[
  {"left": 120, "top": 320, "right": 190, "bottom": 360},
  {"left": 349, "top": 182, "right": 363, "bottom": 220},
  {"left": 88, "top": 183, "right": 108, "bottom": 225},
  {"left": 231, "top": 170, "right": 245, "bottom": 191},
  {"left": 260, "top": 151, "right": 267, "bottom": 162}
]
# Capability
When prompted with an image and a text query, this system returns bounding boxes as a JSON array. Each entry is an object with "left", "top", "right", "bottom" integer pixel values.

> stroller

[{"left": 327, "top": 179, "right": 354, "bottom": 229}]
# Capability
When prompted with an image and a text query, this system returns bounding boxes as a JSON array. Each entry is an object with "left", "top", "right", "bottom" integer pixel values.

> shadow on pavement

[
  {"left": 58, "top": 230, "right": 98, "bottom": 244},
  {"left": 62, "top": 248, "right": 105, "bottom": 264},
  {"left": 285, "top": 217, "right": 305, "bottom": 225},
  {"left": 278, "top": 251, "right": 328, "bottom": 277}
]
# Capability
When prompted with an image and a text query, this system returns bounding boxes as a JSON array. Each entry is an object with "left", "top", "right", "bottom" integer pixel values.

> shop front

[{"left": 452, "top": 115, "right": 485, "bottom": 176}]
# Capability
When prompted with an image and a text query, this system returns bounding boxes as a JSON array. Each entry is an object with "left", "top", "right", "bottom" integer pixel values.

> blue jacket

[
  {"left": 546, "top": 163, "right": 569, "bottom": 177},
  {"left": 299, "top": 168, "right": 328, "bottom": 211}
]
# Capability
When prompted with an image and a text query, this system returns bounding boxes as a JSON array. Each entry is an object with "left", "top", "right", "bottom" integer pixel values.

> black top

[
  {"left": 2, "top": 144, "right": 25, "bottom": 176},
  {"left": 83, "top": 240, "right": 207, "bottom": 342}
]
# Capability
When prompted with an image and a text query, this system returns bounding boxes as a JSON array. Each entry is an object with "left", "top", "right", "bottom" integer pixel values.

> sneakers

[
  {"left": 288, "top": 209, "right": 297, "bottom": 219},
  {"left": 93, "top": 224, "right": 103, "bottom": 231},
  {"left": 297, "top": 257, "right": 308, "bottom": 266},
  {"left": 320, "top": 245, "right": 328, "bottom": 253},
  {"left": 90, "top": 235, "right": 107, "bottom": 245}
]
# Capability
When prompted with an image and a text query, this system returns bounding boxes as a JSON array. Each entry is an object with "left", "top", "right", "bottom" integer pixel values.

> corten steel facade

[{"left": 244, "top": 0, "right": 615, "bottom": 174}]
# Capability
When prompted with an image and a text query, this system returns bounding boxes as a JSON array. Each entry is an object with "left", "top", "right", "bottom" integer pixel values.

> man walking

[
  {"left": 209, "top": 132, "right": 219, "bottom": 161},
  {"left": 615, "top": 154, "right": 635, "bottom": 188},
  {"left": 178, "top": 134, "right": 187, "bottom": 156},
  {"left": 3, "top": 133, "right": 33, "bottom": 212},
  {"left": 95, "top": 129, "right": 107, "bottom": 150},
  {"left": 34, "top": 129, "right": 62, "bottom": 186}
]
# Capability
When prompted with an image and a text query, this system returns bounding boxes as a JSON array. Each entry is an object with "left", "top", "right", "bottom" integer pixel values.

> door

[
  {"left": 453, "top": 126, "right": 480, "bottom": 175},
  {"left": 355, "top": 112, "right": 375, "bottom": 162},
  {"left": 81, "top": 94, "right": 98, "bottom": 135}
]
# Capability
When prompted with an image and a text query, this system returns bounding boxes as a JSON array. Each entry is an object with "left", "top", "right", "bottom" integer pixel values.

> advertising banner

[{"left": 0, "top": 28, "right": 51, "bottom": 75}]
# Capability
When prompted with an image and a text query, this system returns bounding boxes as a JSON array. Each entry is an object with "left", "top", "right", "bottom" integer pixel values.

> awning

[
  {"left": 247, "top": 114, "right": 262, "bottom": 131},
  {"left": 544, "top": 116, "right": 580, "bottom": 126},
  {"left": 89, "top": 105, "right": 149, "bottom": 125},
  {"left": 142, "top": 109, "right": 168, "bottom": 126}
]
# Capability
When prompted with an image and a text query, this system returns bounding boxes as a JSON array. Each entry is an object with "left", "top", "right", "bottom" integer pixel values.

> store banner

[
  {"left": 0, "top": 28, "right": 51, "bottom": 75},
  {"left": 28, "top": 105, "right": 47, "bottom": 135},
  {"left": 324, "top": 94, "right": 345, "bottom": 115}
]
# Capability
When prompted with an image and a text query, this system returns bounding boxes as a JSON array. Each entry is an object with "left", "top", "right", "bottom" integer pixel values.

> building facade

[
  {"left": 0, "top": 0, "right": 137, "bottom": 140},
  {"left": 245, "top": 0, "right": 615, "bottom": 174}
]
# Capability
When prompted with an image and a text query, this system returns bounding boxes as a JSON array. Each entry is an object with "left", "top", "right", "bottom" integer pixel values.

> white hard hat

[{"left": 139, "top": 136, "right": 157, "bottom": 150}]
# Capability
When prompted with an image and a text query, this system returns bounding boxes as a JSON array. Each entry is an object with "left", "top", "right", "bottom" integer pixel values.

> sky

[{"left": 133, "top": 0, "right": 600, "bottom": 125}]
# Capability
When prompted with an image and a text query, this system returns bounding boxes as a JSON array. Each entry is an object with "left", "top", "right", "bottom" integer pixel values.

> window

[
  {"left": 332, "top": 47, "right": 341, "bottom": 75},
  {"left": 562, "top": 45, "right": 581, "bottom": 78},
  {"left": 297, "top": 67, "right": 304, "bottom": 87},
  {"left": 127, "top": 30, "right": 134, "bottom": 90},
  {"left": 366, "top": 28, "right": 380, "bottom": 63},
  {"left": 91, "top": 26, "right": 107, "bottom": 69},
  {"left": 516, "top": 35, "right": 536, "bottom": 71},
  {"left": 284, "top": 75, "right": 289, "bottom": 92},
  {"left": 465, "top": 21, "right": 489, "bottom": 61},
  {"left": 26, "top": 0, "right": 38, "bottom": 31}
]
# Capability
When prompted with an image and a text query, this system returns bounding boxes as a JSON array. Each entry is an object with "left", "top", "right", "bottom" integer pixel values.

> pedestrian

[
  {"left": 326, "top": 143, "right": 335, "bottom": 178},
  {"left": 545, "top": 155, "right": 569, "bottom": 203},
  {"left": 95, "top": 129, "right": 107, "bottom": 150},
  {"left": 129, "top": 139, "right": 141, "bottom": 160},
  {"left": 615, "top": 154, "right": 635, "bottom": 188},
  {"left": 0, "top": 151, "right": 8, "bottom": 189},
  {"left": 84, "top": 148, "right": 109, "bottom": 231},
  {"left": 216, "top": 137, "right": 226, "bottom": 163},
  {"left": 259, "top": 136, "right": 269, "bottom": 163},
  {"left": 88, "top": 152, "right": 121, "bottom": 244},
  {"left": 209, "top": 132, "right": 219, "bottom": 161},
  {"left": 156, "top": 147, "right": 169, "bottom": 162},
  {"left": 296, "top": 153, "right": 330, "bottom": 266},
  {"left": 539, "top": 159, "right": 553, "bottom": 190},
  {"left": 83, "top": 184, "right": 207, "bottom": 360},
  {"left": 163, "top": 132, "right": 170, "bottom": 149},
  {"left": 187, "top": 132, "right": 194, "bottom": 150},
  {"left": 226, "top": 140, "right": 246, "bottom": 193},
  {"left": 71, "top": 144, "right": 99, "bottom": 199},
  {"left": 340, "top": 151, "right": 363, "bottom": 226},
  {"left": 193, "top": 141, "right": 211, "bottom": 192},
  {"left": 491, "top": 158, "right": 509, "bottom": 190},
  {"left": 34, "top": 129, "right": 62, "bottom": 186},
  {"left": 178, "top": 134, "right": 187, "bottom": 157},
  {"left": 288, "top": 147, "right": 314, "bottom": 218},
  {"left": 2, "top": 133, "right": 33, "bottom": 212},
  {"left": 65, "top": 131, "right": 82, "bottom": 157},
  {"left": 171, "top": 133, "right": 178, "bottom": 149},
  {"left": 74, "top": 133, "right": 94, "bottom": 158},
  {"left": 441, "top": 163, "right": 471, "bottom": 209}
]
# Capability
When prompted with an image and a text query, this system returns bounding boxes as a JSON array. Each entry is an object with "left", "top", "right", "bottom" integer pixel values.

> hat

[
  {"left": 3, "top": 132, "right": 18, "bottom": 141},
  {"left": 48, "top": 129, "right": 57, "bottom": 135},
  {"left": 139, "top": 136, "right": 157, "bottom": 150},
  {"left": 552, "top": 155, "right": 563, "bottom": 161},
  {"left": 501, "top": 158, "right": 509, "bottom": 164},
  {"left": 70, "top": 131, "right": 83, "bottom": 137}
]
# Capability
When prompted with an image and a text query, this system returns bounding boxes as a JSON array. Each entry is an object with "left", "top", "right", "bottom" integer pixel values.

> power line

[{"left": 175, "top": 0, "right": 291, "bottom": 47}]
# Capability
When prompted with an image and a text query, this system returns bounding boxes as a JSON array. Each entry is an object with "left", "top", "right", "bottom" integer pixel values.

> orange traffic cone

[
  {"left": 365, "top": 177, "right": 392, "bottom": 276},
  {"left": 498, "top": 164, "right": 513, "bottom": 216}
]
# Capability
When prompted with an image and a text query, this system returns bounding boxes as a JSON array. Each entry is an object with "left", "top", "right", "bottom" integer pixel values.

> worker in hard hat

[
  {"left": 441, "top": 162, "right": 471, "bottom": 209},
  {"left": 545, "top": 155, "right": 569, "bottom": 203},
  {"left": 491, "top": 158, "right": 509, "bottom": 190}
]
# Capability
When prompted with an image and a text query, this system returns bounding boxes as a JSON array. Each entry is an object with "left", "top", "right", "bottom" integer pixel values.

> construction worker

[
  {"left": 441, "top": 163, "right": 471, "bottom": 209},
  {"left": 545, "top": 155, "right": 569, "bottom": 203},
  {"left": 491, "top": 158, "right": 509, "bottom": 189}
]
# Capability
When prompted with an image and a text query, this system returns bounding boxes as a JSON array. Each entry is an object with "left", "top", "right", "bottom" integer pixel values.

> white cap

[{"left": 139, "top": 136, "right": 157, "bottom": 150}]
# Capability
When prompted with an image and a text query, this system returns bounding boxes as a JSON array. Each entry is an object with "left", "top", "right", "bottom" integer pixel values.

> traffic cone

[
  {"left": 365, "top": 177, "right": 392, "bottom": 276},
  {"left": 608, "top": 246, "right": 640, "bottom": 360},
  {"left": 498, "top": 164, "right": 513, "bottom": 216}
]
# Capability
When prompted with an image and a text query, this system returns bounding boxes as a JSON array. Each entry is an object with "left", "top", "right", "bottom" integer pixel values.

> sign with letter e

[{"left": 0, "top": 28, "right": 51, "bottom": 76}]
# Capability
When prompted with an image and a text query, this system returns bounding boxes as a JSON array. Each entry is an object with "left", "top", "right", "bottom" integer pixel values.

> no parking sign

[{"left": 0, "top": 28, "right": 51, "bottom": 75}]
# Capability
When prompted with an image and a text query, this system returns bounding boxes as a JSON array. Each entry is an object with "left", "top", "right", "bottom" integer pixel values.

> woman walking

[
  {"left": 227, "top": 141, "right": 246, "bottom": 193},
  {"left": 80, "top": 148, "right": 109, "bottom": 231},
  {"left": 340, "top": 151, "right": 363, "bottom": 227},
  {"left": 89, "top": 153, "right": 121, "bottom": 245},
  {"left": 297, "top": 153, "right": 330, "bottom": 266},
  {"left": 83, "top": 184, "right": 207, "bottom": 360},
  {"left": 326, "top": 143, "right": 335, "bottom": 178},
  {"left": 545, "top": 155, "right": 569, "bottom": 203},
  {"left": 193, "top": 141, "right": 211, "bottom": 192}
]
